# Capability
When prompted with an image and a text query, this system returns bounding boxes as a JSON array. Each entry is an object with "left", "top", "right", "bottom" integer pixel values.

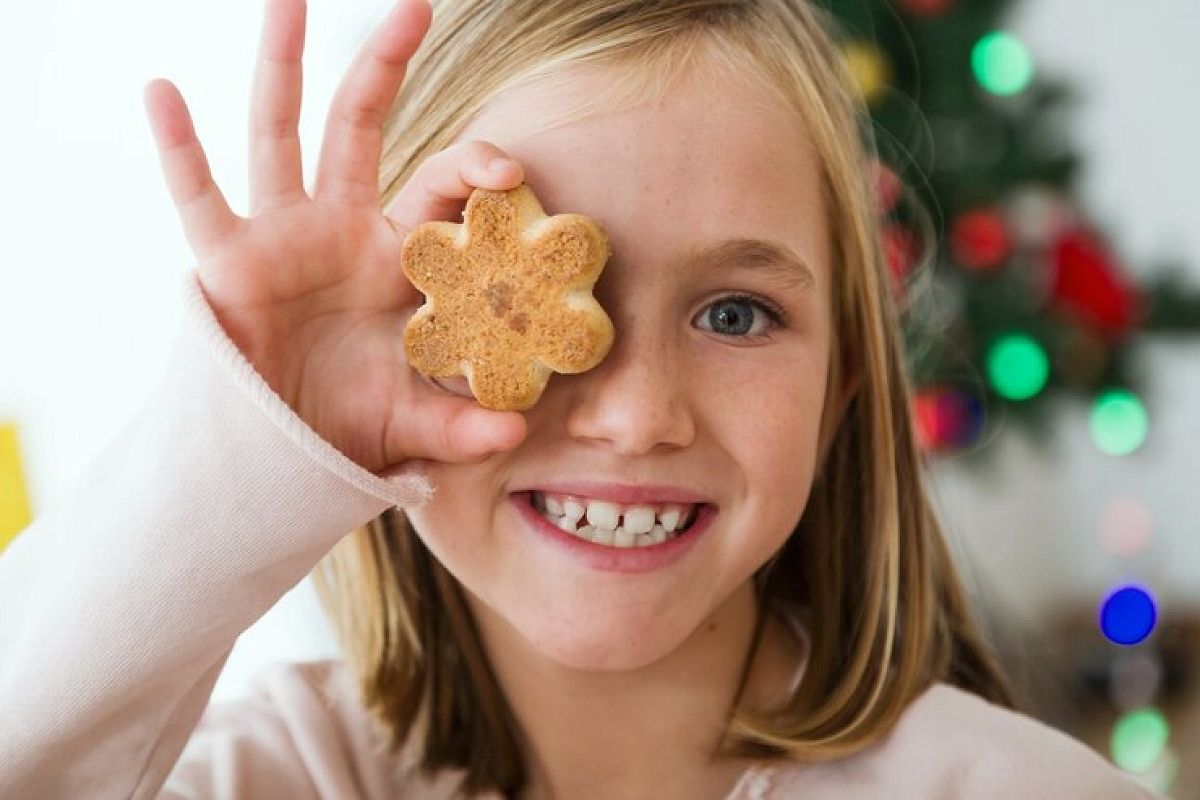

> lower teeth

[{"left": 540, "top": 509, "right": 687, "bottom": 547}]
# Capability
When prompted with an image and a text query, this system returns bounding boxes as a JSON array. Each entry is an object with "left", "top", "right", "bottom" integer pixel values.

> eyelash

[{"left": 694, "top": 293, "right": 788, "bottom": 340}]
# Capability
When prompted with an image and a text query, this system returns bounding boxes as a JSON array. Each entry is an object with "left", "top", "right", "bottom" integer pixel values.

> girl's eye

[{"left": 693, "top": 294, "right": 784, "bottom": 339}]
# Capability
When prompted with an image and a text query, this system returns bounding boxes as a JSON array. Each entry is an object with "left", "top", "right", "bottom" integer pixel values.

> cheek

[
  {"left": 404, "top": 464, "right": 497, "bottom": 564},
  {"left": 697, "top": 353, "right": 827, "bottom": 463}
]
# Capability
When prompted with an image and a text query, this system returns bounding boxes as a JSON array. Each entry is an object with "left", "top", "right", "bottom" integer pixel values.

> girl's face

[{"left": 405, "top": 53, "right": 837, "bottom": 672}]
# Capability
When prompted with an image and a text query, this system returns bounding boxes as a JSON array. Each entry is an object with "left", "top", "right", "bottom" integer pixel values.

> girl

[{"left": 0, "top": 0, "right": 1161, "bottom": 797}]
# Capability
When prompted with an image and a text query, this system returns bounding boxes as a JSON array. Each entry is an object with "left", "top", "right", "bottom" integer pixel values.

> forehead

[{"left": 452, "top": 54, "right": 829, "bottom": 292}]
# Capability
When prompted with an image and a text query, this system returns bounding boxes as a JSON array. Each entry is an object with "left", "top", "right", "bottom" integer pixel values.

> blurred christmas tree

[{"left": 825, "top": 0, "right": 1200, "bottom": 461}]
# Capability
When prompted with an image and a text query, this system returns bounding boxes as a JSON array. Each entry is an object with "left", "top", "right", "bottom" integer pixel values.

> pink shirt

[{"left": 0, "top": 271, "right": 1161, "bottom": 799}]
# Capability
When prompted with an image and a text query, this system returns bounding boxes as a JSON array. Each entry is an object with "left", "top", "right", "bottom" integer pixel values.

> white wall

[{"left": 1, "top": 1, "right": 1196, "bottom": 703}]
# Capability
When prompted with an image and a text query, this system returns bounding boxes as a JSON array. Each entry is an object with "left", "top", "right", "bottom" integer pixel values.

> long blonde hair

[{"left": 313, "top": 1, "right": 1021, "bottom": 796}]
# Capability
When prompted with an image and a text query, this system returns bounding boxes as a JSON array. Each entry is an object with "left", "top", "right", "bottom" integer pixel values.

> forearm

[{"left": 0, "top": 270, "right": 431, "bottom": 799}]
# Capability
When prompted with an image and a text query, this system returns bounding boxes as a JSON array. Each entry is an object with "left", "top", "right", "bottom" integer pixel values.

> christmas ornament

[
  {"left": 950, "top": 208, "right": 1012, "bottom": 270},
  {"left": 897, "top": 0, "right": 955, "bottom": 18},
  {"left": 883, "top": 222, "right": 919, "bottom": 300},
  {"left": 841, "top": 42, "right": 890, "bottom": 104},
  {"left": 1050, "top": 229, "right": 1143, "bottom": 339},
  {"left": 912, "top": 386, "right": 984, "bottom": 451}
]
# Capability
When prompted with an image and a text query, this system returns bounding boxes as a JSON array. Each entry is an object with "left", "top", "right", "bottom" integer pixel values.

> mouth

[{"left": 523, "top": 489, "right": 705, "bottom": 548}]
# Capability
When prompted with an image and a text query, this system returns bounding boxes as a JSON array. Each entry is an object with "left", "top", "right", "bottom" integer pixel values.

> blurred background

[{"left": 1, "top": 0, "right": 1197, "bottom": 795}]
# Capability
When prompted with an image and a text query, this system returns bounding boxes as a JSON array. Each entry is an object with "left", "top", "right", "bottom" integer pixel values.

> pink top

[{"left": 0, "top": 271, "right": 1161, "bottom": 799}]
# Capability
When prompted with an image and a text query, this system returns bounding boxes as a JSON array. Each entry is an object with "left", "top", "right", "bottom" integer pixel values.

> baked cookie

[{"left": 401, "top": 182, "right": 615, "bottom": 411}]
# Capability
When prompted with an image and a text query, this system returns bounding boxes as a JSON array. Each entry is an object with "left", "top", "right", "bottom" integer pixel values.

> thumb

[{"left": 388, "top": 393, "right": 528, "bottom": 464}]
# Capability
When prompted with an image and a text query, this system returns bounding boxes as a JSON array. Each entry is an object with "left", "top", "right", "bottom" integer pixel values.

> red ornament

[
  {"left": 898, "top": 0, "right": 955, "bottom": 18},
  {"left": 872, "top": 160, "right": 903, "bottom": 216},
  {"left": 913, "top": 386, "right": 984, "bottom": 452},
  {"left": 1049, "top": 228, "right": 1143, "bottom": 340},
  {"left": 950, "top": 208, "right": 1011, "bottom": 271},
  {"left": 913, "top": 390, "right": 944, "bottom": 451},
  {"left": 883, "top": 223, "right": 919, "bottom": 300}
]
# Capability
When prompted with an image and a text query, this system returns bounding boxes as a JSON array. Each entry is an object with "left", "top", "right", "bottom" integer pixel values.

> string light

[
  {"left": 1099, "top": 584, "right": 1157, "bottom": 646},
  {"left": 987, "top": 333, "right": 1049, "bottom": 400},
  {"left": 1111, "top": 708, "right": 1170, "bottom": 774},
  {"left": 1100, "top": 495, "right": 1154, "bottom": 557},
  {"left": 1090, "top": 389, "right": 1148, "bottom": 456},
  {"left": 971, "top": 31, "right": 1034, "bottom": 96}
]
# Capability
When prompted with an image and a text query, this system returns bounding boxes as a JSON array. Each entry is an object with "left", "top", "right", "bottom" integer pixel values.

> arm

[{"left": 0, "top": 271, "right": 432, "bottom": 799}]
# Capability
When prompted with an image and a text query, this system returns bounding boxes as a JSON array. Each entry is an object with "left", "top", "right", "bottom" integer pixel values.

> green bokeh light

[
  {"left": 1091, "top": 389, "right": 1149, "bottom": 455},
  {"left": 987, "top": 333, "right": 1049, "bottom": 401},
  {"left": 972, "top": 31, "right": 1034, "bottom": 96},
  {"left": 1111, "top": 708, "right": 1169, "bottom": 774}
]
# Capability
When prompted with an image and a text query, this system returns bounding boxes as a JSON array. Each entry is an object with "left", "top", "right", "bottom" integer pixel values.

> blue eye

[{"left": 694, "top": 294, "right": 783, "bottom": 338}]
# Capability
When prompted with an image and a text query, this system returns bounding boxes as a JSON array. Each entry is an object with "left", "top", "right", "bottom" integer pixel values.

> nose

[{"left": 563, "top": 326, "right": 696, "bottom": 455}]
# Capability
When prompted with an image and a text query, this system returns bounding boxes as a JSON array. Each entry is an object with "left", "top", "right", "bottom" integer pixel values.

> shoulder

[
  {"left": 166, "top": 659, "right": 479, "bottom": 799},
  {"left": 901, "top": 683, "right": 1157, "bottom": 797},
  {"left": 761, "top": 682, "right": 1161, "bottom": 799}
]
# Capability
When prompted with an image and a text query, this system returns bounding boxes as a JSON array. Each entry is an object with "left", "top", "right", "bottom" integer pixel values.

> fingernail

[{"left": 488, "top": 158, "right": 510, "bottom": 172}]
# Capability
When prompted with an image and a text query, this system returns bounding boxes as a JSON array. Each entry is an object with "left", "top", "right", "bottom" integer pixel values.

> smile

[
  {"left": 509, "top": 488, "right": 717, "bottom": 574},
  {"left": 530, "top": 491, "right": 700, "bottom": 547}
]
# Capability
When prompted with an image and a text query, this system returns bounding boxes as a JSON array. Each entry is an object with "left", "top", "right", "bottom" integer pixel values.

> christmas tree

[
  {"left": 826, "top": 0, "right": 1200, "bottom": 460},
  {"left": 823, "top": 3, "right": 1198, "bottom": 792}
]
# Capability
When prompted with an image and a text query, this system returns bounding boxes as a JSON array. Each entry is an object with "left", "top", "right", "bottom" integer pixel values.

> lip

[
  {"left": 509, "top": 491, "right": 716, "bottom": 574},
  {"left": 513, "top": 481, "right": 713, "bottom": 506}
]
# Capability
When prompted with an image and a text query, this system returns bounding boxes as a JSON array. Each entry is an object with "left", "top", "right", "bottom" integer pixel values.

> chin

[{"left": 512, "top": 606, "right": 689, "bottom": 672}]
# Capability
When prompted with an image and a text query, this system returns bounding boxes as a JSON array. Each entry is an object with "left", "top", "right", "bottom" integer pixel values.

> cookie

[{"left": 400, "top": 182, "right": 615, "bottom": 411}]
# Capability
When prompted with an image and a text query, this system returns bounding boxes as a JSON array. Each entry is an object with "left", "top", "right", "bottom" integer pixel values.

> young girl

[{"left": 0, "top": 0, "right": 1162, "bottom": 797}]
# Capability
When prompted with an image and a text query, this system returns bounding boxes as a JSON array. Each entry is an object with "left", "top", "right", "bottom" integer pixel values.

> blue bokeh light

[{"left": 1100, "top": 584, "right": 1158, "bottom": 646}]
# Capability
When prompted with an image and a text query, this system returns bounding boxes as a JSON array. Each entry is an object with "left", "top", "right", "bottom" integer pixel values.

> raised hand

[{"left": 143, "top": 0, "right": 528, "bottom": 473}]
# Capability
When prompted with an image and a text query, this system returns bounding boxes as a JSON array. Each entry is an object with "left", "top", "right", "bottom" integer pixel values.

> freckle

[{"left": 707, "top": 621, "right": 718, "bottom": 633}]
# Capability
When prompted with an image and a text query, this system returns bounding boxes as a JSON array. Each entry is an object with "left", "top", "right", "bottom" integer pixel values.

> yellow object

[
  {"left": 0, "top": 422, "right": 32, "bottom": 553},
  {"left": 842, "top": 42, "right": 890, "bottom": 103}
]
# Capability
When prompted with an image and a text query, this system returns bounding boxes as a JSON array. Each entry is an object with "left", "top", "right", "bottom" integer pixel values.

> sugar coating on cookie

[{"left": 401, "top": 182, "right": 615, "bottom": 411}]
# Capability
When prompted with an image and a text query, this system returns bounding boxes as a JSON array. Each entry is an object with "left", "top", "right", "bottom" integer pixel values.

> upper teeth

[{"left": 537, "top": 493, "right": 694, "bottom": 533}]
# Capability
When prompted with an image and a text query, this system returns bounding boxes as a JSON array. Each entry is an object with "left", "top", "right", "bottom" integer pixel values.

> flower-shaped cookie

[{"left": 401, "top": 182, "right": 615, "bottom": 411}]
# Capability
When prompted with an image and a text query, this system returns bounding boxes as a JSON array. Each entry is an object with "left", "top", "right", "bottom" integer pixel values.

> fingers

[
  {"left": 389, "top": 391, "right": 529, "bottom": 464},
  {"left": 384, "top": 140, "right": 525, "bottom": 234},
  {"left": 248, "top": 0, "right": 307, "bottom": 213},
  {"left": 313, "top": 0, "right": 432, "bottom": 207},
  {"left": 143, "top": 79, "right": 242, "bottom": 258}
]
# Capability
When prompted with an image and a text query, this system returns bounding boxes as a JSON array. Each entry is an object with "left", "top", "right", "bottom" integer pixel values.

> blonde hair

[{"left": 313, "top": 1, "right": 1021, "bottom": 795}]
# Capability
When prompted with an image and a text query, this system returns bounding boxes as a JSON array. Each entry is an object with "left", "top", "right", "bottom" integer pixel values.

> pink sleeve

[{"left": 0, "top": 271, "right": 434, "bottom": 799}]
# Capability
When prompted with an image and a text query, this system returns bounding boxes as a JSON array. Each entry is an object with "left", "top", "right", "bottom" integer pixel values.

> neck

[{"left": 468, "top": 584, "right": 806, "bottom": 800}]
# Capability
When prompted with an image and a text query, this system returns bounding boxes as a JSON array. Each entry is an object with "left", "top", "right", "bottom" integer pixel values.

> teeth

[
  {"left": 659, "top": 505, "right": 682, "bottom": 532},
  {"left": 562, "top": 499, "right": 585, "bottom": 524},
  {"left": 622, "top": 506, "right": 655, "bottom": 534},
  {"left": 612, "top": 527, "right": 635, "bottom": 548},
  {"left": 530, "top": 492, "right": 698, "bottom": 548},
  {"left": 585, "top": 500, "right": 621, "bottom": 531}
]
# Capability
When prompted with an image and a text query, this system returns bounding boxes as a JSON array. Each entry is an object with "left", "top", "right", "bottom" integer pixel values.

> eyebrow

[{"left": 676, "top": 237, "right": 818, "bottom": 293}]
